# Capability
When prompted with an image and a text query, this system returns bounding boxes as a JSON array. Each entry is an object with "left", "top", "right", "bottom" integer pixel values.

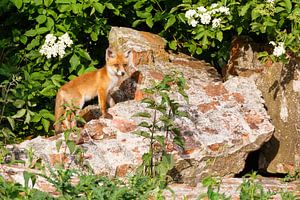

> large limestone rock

[
  {"left": 224, "top": 36, "right": 300, "bottom": 174},
  {"left": 1, "top": 28, "right": 274, "bottom": 187}
]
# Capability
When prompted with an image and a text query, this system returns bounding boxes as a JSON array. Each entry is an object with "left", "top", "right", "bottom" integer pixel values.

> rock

[
  {"left": 1, "top": 28, "right": 274, "bottom": 186},
  {"left": 224, "top": 36, "right": 300, "bottom": 174}
]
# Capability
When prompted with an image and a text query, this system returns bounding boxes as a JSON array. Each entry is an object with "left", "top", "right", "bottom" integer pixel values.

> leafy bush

[{"left": 0, "top": 0, "right": 299, "bottom": 140}]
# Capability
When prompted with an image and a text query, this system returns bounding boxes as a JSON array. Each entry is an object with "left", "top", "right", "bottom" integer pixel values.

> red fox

[{"left": 54, "top": 48, "right": 131, "bottom": 133}]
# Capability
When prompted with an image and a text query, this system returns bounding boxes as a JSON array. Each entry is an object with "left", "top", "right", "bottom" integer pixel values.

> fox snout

[{"left": 117, "top": 69, "right": 126, "bottom": 76}]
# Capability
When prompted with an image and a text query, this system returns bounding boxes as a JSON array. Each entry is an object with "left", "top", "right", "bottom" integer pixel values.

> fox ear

[{"left": 106, "top": 48, "right": 116, "bottom": 60}]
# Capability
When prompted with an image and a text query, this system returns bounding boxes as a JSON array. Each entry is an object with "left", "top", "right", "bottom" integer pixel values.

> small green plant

[
  {"left": 198, "top": 177, "right": 230, "bottom": 200},
  {"left": 55, "top": 102, "right": 86, "bottom": 169},
  {"left": 133, "top": 72, "right": 188, "bottom": 179},
  {"left": 283, "top": 170, "right": 300, "bottom": 182},
  {"left": 239, "top": 172, "right": 274, "bottom": 200}
]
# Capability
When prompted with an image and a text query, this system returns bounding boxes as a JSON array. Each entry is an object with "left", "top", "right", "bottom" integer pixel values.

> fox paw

[{"left": 102, "top": 113, "right": 113, "bottom": 119}]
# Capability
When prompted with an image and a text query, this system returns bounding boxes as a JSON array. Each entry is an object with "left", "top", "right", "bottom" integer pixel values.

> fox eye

[
  {"left": 123, "top": 64, "right": 128, "bottom": 67},
  {"left": 114, "top": 64, "right": 119, "bottom": 67}
]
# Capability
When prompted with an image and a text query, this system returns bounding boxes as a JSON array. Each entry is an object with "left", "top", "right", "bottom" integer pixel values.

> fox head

[{"left": 106, "top": 48, "right": 131, "bottom": 77}]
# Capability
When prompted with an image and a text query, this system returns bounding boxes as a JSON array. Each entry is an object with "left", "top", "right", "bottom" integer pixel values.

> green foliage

[
  {"left": 134, "top": 72, "right": 188, "bottom": 179},
  {"left": 239, "top": 172, "right": 274, "bottom": 200},
  {"left": 1, "top": 0, "right": 300, "bottom": 141},
  {"left": 199, "top": 177, "right": 230, "bottom": 200}
]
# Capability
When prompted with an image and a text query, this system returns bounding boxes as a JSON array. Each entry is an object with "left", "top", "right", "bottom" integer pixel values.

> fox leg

[
  {"left": 107, "top": 94, "right": 115, "bottom": 108},
  {"left": 98, "top": 88, "right": 113, "bottom": 119}
]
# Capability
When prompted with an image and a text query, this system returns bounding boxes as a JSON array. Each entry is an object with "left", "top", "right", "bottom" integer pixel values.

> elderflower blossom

[
  {"left": 211, "top": 3, "right": 218, "bottom": 9},
  {"left": 185, "top": 9, "right": 197, "bottom": 19},
  {"left": 212, "top": 18, "right": 222, "bottom": 28},
  {"left": 218, "top": 6, "right": 230, "bottom": 15},
  {"left": 197, "top": 6, "right": 207, "bottom": 13},
  {"left": 266, "top": 0, "right": 275, "bottom": 4},
  {"left": 269, "top": 41, "right": 286, "bottom": 57},
  {"left": 40, "top": 33, "right": 73, "bottom": 59},
  {"left": 185, "top": 3, "right": 230, "bottom": 28},
  {"left": 200, "top": 12, "right": 211, "bottom": 24}
]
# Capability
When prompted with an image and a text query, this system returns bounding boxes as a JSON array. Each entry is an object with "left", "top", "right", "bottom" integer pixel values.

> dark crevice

[{"left": 235, "top": 136, "right": 286, "bottom": 178}]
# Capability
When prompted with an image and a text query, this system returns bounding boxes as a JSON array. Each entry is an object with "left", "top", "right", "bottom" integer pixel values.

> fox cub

[{"left": 54, "top": 48, "right": 131, "bottom": 133}]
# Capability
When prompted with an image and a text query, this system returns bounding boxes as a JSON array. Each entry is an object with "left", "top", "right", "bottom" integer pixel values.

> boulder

[
  {"left": 1, "top": 28, "right": 274, "bottom": 187},
  {"left": 224, "top": 36, "right": 300, "bottom": 174}
]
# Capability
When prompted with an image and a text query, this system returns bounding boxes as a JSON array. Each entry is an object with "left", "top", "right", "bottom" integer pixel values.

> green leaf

[
  {"left": 46, "top": 17, "right": 55, "bottom": 29},
  {"left": 66, "top": 140, "right": 76, "bottom": 154},
  {"left": 24, "top": 29, "right": 36, "bottom": 37},
  {"left": 90, "top": 31, "right": 98, "bottom": 41},
  {"left": 41, "top": 118, "right": 50, "bottom": 132},
  {"left": 284, "top": 0, "right": 292, "bottom": 13},
  {"left": 36, "top": 15, "right": 47, "bottom": 24},
  {"left": 69, "top": 54, "right": 80, "bottom": 72},
  {"left": 12, "top": 109, "right": 26, "bottom": 118},
  {"left": 104, "top": 2, "right": 114, "bottom": 10},
  {"left": 237, "top": 27, "right": 243, "bottom": 35},
  {"left": 216, "top": 31, "right": 223, "bottom": 42},
  {"left": 146, "top": 17, "right": 153, "bottom": 28},
  {"left": 40, "top": 109, "right": 55, "bottom": 121},
  {"left": 93, "top": 2, "right": 105, "bottom": 13},
  {"left": 169, "top": 40, "right": 177, "bottom": 50},
  {"left": 13, "top": 99, "right": 25, "bottom": 108},
  {"left": 133, "top": 112, "right": 151, "bottom": 118},
  {"left": 164, "top": 15, "right": 176, "bottom": 30},
  {"left": 7, "top": 117, "right": 15, "bottom": 130},
  {"left": 132, "top": 19, "right": 145, "bottom": 27},
  {"left": 20, "top": 35, "right": 27, "bottom": 44},
  {"left": 31, "top": 113, "right": 42, "bottom": 122},
  {"left": 76, "top": 48, "right": 91, "bottom": 61},
  {"left": 11, "top": 0, "right": 22, "bottom": 9},
  {"left": 134, "top": 130, "right": 150, "bottom": 138},
  {"left": 138, "top": 121, "right": 151, "bottom": 128},
  {"left": 44, "top": 0, "right": 53, "bottom": 7},
  {"left": 240, "top": 2, "right": 252, "bottom": 16},
  {"left": 257, "top": 51, "right": 269, "bottom": 58},
  {"left": 25, "top": 110, "right": 31, "bottom": 124},
  {"left": 56, "top": 139, "right": 63, "bottom": 152},
  {"left": 36, "top": 27, "right": 49, "bottom": 35}
]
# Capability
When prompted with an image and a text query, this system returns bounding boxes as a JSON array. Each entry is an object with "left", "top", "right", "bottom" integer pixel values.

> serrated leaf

[
  {"left": 31, "top": 113, "right": 41, "bottom": 122},
  {"left": 164, "top": 15, "right": 176, "bottom": 30},
  {"left": 20, "top": 35, "right": 27, "bottom": 44},
  {"left": 40, "top": 109, "right": 55, "bottom": 121},
  {"left": 41, "top": 118, "right": 50, "bottom": 132},
  {"left": 12, "top": 109, "right": 26, "bottom": 118}
]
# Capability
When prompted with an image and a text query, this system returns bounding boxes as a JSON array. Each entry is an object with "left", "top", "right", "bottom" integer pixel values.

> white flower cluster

[
  {"left": 185, "top": 3, "right": 230, "bottom": 28},
  {"left": 269, "top": 41, "right": 286, "bottom": 57},
  {"left": 265, "top": 0, "right": 275, "bottom": 4},
  {"left": 39, "top": 33, "right": 73, "bottom": 59}
]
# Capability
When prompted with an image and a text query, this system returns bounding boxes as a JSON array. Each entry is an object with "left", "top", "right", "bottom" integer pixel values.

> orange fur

[{"left": 54, "top": 48, "right": 131, "bottom": 133}]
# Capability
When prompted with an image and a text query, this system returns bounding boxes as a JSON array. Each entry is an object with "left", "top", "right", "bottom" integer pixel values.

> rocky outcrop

[
  {"left": 1, "top": 28, "right": 274, "bottom": 190},
  {"left": 224, "top": 36, "right": 300, "bottom": 174}
]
